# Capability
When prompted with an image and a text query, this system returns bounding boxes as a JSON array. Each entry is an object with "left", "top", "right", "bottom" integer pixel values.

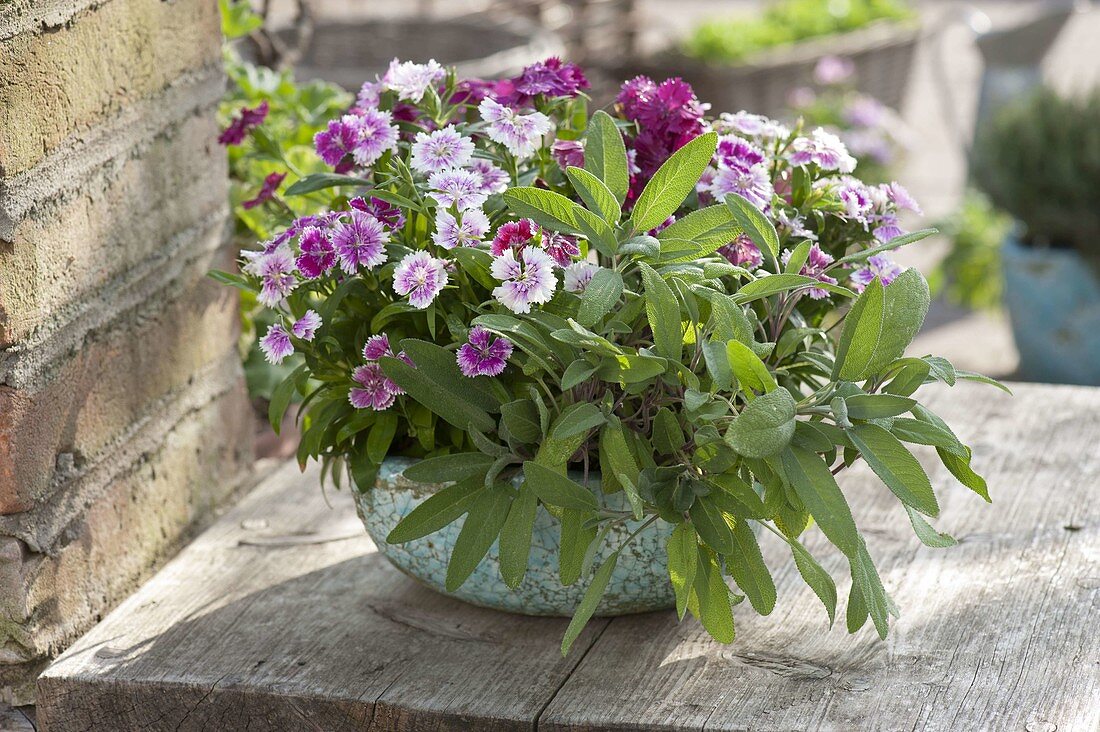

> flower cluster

[{"left": 223, "top": 57, "right": 999, "bottom": 655}]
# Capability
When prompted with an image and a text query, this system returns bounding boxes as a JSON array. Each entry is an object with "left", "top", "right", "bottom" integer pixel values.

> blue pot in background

[
  {"left": 1002, "top": 233, "right": 1100, "bottom": 385},
  {"left": 355, "top": 457, "right": 676, "bottom": 617}
]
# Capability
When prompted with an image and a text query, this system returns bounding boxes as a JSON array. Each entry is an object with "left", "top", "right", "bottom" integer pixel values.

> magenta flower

[
  {"left": 542, "top": 231, "right": 580, "bottom": 267},
  {"left": 788, "top": 128, "right": 856, "bottom": 173},
  {"left": 349, "top": 363, "right": 396, "bottom": 411},
  {"left": 428, "top": 168, "right": 489, "bottom": 211},
  {"left": 242, "top": 171, "right": 286, "bottom": 210},
  {"left": 491, "top": 247, "right": 557, "bottom": 314},
  {"left": 219, "top": 101, "right": 269, "bottom": 146},
  {"left": 491, "top": 219, "right": 540, "bottom": 257},
  {"left": 295, "top": 227, "right": 337, "bottom": 279},
  {"left": 718, "top": 235, "right": 763, "bottom": 269},
  {"left": 393, "top": 251, "right": 449, "bottom": 309},
  {"left": 411, "top": 126, "right": 475, "bottom": 173},
  {"left": 494, "top": 57, "right": 589, "bottom": 106},
  {"left": 715, "top": 136, "right": 765, "bottom": 169},
  {"left": 259, "top": 324, "right": 294, "bottom": 364},
  {"left": 363, "top": 333, "right": 395, "bottom": 361},
  {"left": 382, "top": 58, "right": 445, "bottom": 102},
  {"left": 332, "top": 211, "right": 389, "bottom": 272},
  {"left": 292, "top": 310, "right": 322, "bottom": 341},
  {"left": 351, "top": 108, "right": 399, "bottom": 167},
  {"left": 850, "top": 255, "right": 904, "bottom": 293},
  {"left": 433, "top": 208, "right": 490, "bottom": 249},
  {"left": 783, "top": 244, "right": 838, "bottom": 300},
  {"left": 872, "top": 215, "right": 906, "bottom": 242},
  {"left": 564, "top": 261, "right": 599, "bottom": 293},
  {"left": 457, "top": 326, "right": 514, "bottom": 377},
  {"left": 314, "top": 115, "right": 360, "bottom": 167},
  {"left": 616, "top": 76, "right": 708, "bottom": 198},
  {"left": 551, "top": 139, "right": 585, "bottom": 170},
  {"left": 478, "top": 98, "right": 553, "bottom": 158},
  {"left": 467, "top": 158, "right": 510, "bottom": 195},
  {"left": 350, "top": 196, "right": 407, "bottom": 230}
]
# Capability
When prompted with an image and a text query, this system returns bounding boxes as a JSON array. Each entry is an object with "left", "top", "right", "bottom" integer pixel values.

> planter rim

[{"left": 661, "top": 19, "right": 922, "bottom": 73}]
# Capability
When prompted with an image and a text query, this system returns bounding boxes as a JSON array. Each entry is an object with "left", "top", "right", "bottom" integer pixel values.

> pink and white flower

[
  {"left": 393, "top": 251, "right": 449, "bottom": 309},
  {"left": 563, "top": 261, "right": 599, "bottom": 293},
  {"left": 332, "top": 211, "right": 389, "bottom": 272},
  {"left": 410, "top": 126, "right": 475, "bottom": 173},
  {"left": 478, "top": 98, "right": 553, "bottom": 158},
  {"left": 467, "top": 158, "right": 509, "bottom": 195},
  {"left": 259, "top": 324, "right": 294, "bottom": 364},
  {"left": 433, "top": 208, "right": 490, "bottom": 249},
  {"left": 850, "top": 254, "right": 904, "bottom": 293},
  {"left": 491, "top": 247, "right": 557, "bottom": 314},
  {"left": 428, "top": 168, "right": 489, "bottom": 211},
  {"left": 351, "top": 108, "right": 399, "bottom": 167},
  {"left": 382, "top": 58, "right": 445, "bottom": 102},
  {"left": 349, "top": 363, "right": 396, "bottom": 411},
  {"left": 291, "top": 310, "right": 322, "bottom": 341}
]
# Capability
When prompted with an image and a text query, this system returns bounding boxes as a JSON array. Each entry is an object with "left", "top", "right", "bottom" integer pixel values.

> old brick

[
  {"left": 0, "top": 0, "right": 222, "bottom": 177},
  {"left": 0, "top": 111, "right": 228, "bottom": 347},
  {"left": 0, "top": 265, "right": 240, "bottom": 514},
  {"left": 0, "top": 383, "right": 252, "bottom": 704}
]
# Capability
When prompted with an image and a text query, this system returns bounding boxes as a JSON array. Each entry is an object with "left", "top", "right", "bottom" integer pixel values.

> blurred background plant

[
  {"left": 682, "top": 0, "right": 914, "bottom": 64},
  {"left": 787, "top": 55, "right": 910, "bottom": 183},
  {"left": 219, "top": 0, "right": 351, "bottom": 401},
  {"left": 970, "top": 85, "right": 1100, "bottom": 261},
  {"left": 928, "top": 188, "right": 1010, "bottom": 311}
]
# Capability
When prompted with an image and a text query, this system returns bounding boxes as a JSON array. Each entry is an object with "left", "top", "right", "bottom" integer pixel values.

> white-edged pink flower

[
  {"left": 332, "top": 211, "right": 389, "bottom": 272},
  {"left": 428, "top": 168, "right": 489, "bottom": 211},
  {"left": 351, "top": 108, "right": 399, "bottom": 167},
  {"left": 477, "top": 98, "right": 553, "bottom": 158},
  {"left": 393, "top": 250, "right": 449, "bottom": 309},
  {"left": 382, "top": 58, "right": 445, "bottom": 102},
  {"left": 433, "top": 208, "right": 490, "bottom": 249},
  {"left": 563, "top": 261, "right": 599, "bottom": 293},
  {"left": 788, "top": 128, "right": 856, "bottom": 173},
  {"left": 491, "top": 247, "right": 557, "bottom": 313},
  {"left": 467, "top": 158, "right": 509, "bottom": 195},
  {"left": 291, "top": 310, "right": 322, "bottom": 341},
  {"left": 410, "top": 126, "right": 475, "bottom": 173},
  {"left": 259, "top": 324, "right": 294, "bottom": 364}
]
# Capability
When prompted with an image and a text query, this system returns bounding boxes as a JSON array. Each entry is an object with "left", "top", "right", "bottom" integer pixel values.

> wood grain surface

[{"left": 36, "top": 383, "right": 1100, "bottom": 731}]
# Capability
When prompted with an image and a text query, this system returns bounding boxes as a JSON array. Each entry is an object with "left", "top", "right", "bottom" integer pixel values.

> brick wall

[{"left": 0, "top": 0, "right": 253, "bottom": 703}]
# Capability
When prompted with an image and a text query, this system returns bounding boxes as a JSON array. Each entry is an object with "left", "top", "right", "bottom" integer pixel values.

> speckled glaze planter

[{"left": 353, "top": 457, "right": 676, "bottom": 617}]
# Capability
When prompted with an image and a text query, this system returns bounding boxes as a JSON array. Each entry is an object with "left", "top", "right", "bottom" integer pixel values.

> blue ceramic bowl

[
  {"left": 354, "top": 457, "right": 676, "bottom": 617},
  {"left": 1002, "top": 233, "right": 1100, "bottom": 385}
]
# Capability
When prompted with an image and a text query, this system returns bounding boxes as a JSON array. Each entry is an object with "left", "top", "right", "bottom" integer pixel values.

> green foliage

[
  {"left": 971, "top": 87, "right": 1100, "bottom": 259},
  {"left": 683, "top": 0, "right": 913, "bottom": 63},
  {"left": 930, "top": 188, "right": 1010, "bottom": 311}
]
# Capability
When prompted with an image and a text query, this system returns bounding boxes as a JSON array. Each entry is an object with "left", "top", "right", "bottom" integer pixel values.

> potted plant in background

[
  {"left": 639, "top": 0, "right": 919, "bottom": 120},
  {"left": 215, "top": 57, "right": 1004, "bottom": 654},
  {"left": 971, "top": 87, "right": 1100, "bottom": 385}
]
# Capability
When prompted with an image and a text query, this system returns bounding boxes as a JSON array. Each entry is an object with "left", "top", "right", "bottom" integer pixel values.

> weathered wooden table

[{"left": 36, "top": 383, "right": 1100, "bottom": 731}]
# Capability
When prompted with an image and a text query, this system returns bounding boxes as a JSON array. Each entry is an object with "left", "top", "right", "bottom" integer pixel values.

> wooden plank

[
  {"left": 540, "top": 383, "right": 1100, "bottom": 731},
  {"left": 35, "top": 463, "right": 606, "bottom": 731},
  {"left": 36, "top": 382, "right": 1100, "bottom": 731}
]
